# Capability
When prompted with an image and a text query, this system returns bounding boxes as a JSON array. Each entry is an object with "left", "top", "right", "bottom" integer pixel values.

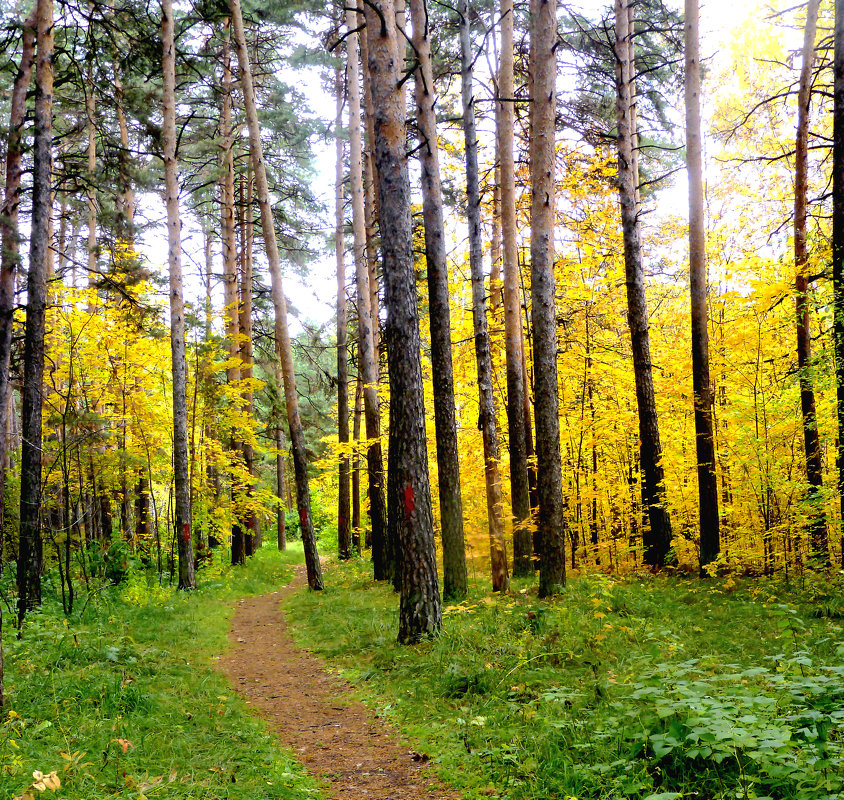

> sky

[{"left": 136, "top": 0, "right": 770, "bottom": 336}]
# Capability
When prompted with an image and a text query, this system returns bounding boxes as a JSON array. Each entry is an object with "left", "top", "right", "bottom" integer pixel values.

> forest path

[{"left": 218, "top": 565, "right": 461, "bottom": 800}]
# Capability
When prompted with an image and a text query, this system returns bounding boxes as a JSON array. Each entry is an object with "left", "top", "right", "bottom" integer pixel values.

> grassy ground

[
  {"left": 1, "top": 543, "right": 317, "bottom": 800},
  {"left": 285, "top": 558, "right": 844, "bottom": 800}
]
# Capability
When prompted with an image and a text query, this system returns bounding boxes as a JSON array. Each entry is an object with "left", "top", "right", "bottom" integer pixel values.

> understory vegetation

[
  {"left": 1, "top": 545, "right": 316, "bottom": 800},
  {"left": 286, "top": 558, "right": 844, "bottom": 800}
]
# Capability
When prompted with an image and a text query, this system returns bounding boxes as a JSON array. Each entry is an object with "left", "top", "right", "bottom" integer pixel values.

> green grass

[
  {"left": 285, "top": 559, "right": 844, "bottom": 800},
  {"left": 1, "top": 543, "right": 319, "bottom": 800}
]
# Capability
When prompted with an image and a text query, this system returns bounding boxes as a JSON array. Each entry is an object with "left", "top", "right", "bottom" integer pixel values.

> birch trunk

[{"left": 229, "top": 0, "right": 323, "bottom": 589}]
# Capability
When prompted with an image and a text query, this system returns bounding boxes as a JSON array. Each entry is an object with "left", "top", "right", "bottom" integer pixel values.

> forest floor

[{"left": 219, "top": 566, "right": 460, "bottom": 800}]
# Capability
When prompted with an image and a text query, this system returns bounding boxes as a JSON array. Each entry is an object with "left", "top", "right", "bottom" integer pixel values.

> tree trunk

[
  {"left": 162, "top": 0, "right": 195, "bottom": 590},
  {"left": 460, "top": 0, "right": 509, "bottom": 593},
  {"left": 219, "top": 24, "right": 245, "bottom": 566},
  {"left": 276, "top": 416, "right": 287, "bottom": 551},
  {"left": 499, "top": 0, "right": 532, "bottom": 576},
  {"left": 0, "top": 6, "right": 35, "bottom": 533},
  {"left": 530, "top": 0, "right": 566, "bottom": 596},
  {"left": 794, "top": 0, "right": 828, "bottom": 563},
  {"left": 335, "top": 60, "right": 352, "bottom": 561},
  {"left": 358, "top": 10, "right": 381, "bottom": 354},
  {"left": 352, "top": 371, "right": 362, "bottom": 548},
  {"left": 363, "top": 0, "right": 441, "bottom": 641},
  {"left": 229, "top": 0, "right": 323, "bottom": 589},
  {"left": 834, "top": 0, "right": 844, "bottom": 569},
  {"left": 17, "top": 0, "right": 54, "bottom": 622},
  {"left": 685, "top": 0, "right": 719, "bottom": 571},
  {"left": 615, "top": 0, "right": 673, "bottom": 566},
  {"left": 239, "top": 171, "right": 258, "bottom": 553},
  {"left": 0, "top": 4, "right": 35, "bottom": 707},
  {"left": 347, "top": 7, "right": 388, "bottom": 575},
  {"left": 411, "top": 0, "right": 468, "bottom": 601}
]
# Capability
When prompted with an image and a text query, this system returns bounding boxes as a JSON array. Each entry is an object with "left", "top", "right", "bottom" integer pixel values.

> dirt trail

[{"left": 218, "top": 567, "right": 461, "bottom": 800}]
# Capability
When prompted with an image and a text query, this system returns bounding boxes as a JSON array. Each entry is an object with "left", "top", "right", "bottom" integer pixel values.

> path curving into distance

[{"left": 218, "top": 567, "right": 461, "bottom": 799}]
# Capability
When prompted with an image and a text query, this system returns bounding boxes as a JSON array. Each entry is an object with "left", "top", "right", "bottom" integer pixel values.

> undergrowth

[
  {"left": 285, "top": 560, "right": 844, "bottom": 800},
  {"left": 1, "top": 544, "right": 316, "bottom": 800}
]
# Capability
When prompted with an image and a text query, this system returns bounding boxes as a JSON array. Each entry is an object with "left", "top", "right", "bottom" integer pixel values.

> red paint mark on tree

[
  {"left": 299, "top": 506, "right": 308, "bottom": 528},
  {"left": 403, "top": 484, "right": 415, "bottom": 517},
  {"left": 182, "top": 523, "right": 191, "bottom": 543},
  {"left": 339, "top": 516, "right": 346, "bottom": 527}
]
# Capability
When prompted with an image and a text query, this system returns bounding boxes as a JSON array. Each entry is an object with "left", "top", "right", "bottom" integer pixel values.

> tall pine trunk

[
  {"left": 460, "top": 0, "right": 509, "bottom": 593},
  {"left": 239, "top": 172, "right": 258, "bottom": 551},
  {"left": 363, "top": 0, "right": 441, "bottom": 641},
  {"left": 794, "top": 0, "right": 828, "bottom": 563},
  {"left": 685, "top": 0, "right": 719, "bottom": 570},
  {"left": 1, "top": 6, "right": 36, "bottom": 708},
  {"left": 352, "top": 371, "right": 362, "bottom": 548},
  {"left": 17, "top": 0, "right": 53, "bottom": 623},
  {"left": 615, "top": 0, "right": 673, "bottom": 566},
  {"left": 335, "top": 60, "right": 352, "bottom": 560},
  {"left": 411, "top": 0, "right": 468, "bottom": 600},
  {"left": 162, "top": 0, "right": 195, "bottom": 589},
  {"left": 529, "top": 0, "right": 566, "bottom": 596},
  {"left": 229, "top": 0, "right": 323, "bottom": 589},
  {"left": 219, "top": 24, "right": 245, "bottom": 566},
  {"left": 0, "top": 8, "right": 35, "bottom": 536},
  {"left": 346, "top": 7, "right": 388, "bottom": 575},
  {"left": 498, "top": 0, "right": 532, "bottom": 576},
  {"left": 833, "top": 0, "right": 844, "bottom": 569},
  {"left": 276, "top": 424, "right": 287, "bottom": 551}
]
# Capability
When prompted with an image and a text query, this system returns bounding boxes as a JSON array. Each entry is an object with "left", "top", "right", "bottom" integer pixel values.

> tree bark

[
  {"left": 335, "top": 59, "right": 352, "bottom": 561},
  {"left": 529, "top": 0, "right": 566, "bottom": 596},
  {"left": 347, "top": 7, "right": 388, "bottom": 574},
  {"left": 685, "top": 0, "right": 719, "bottom": 571},
  {"left": 229, "top": 0, "right": 323, "bottom": 589},
  {"left": 460, "top": 0, "right": 509, "bottom": 593},
  {"left": 0, "top": 6, "right": 35, "bottom": 536},
  {"left": 0, "top": 5, "right": 36, "bottom": 708},
  {"left": 615, "top": 0, "right": 673, "bottom": 566},
  {"left": 219, "top": 24, "right": 245, "bottom": 566},
  {"left": 794, "top": 0, "right": 828, "bottom": 563},
  {"left": 18, "top": 0, "right": 54, "bottom": 622},
  {"left": 833, "top": 0, "right": 844, "bottom": 569},
  {"left": 358, "top": 13, "right": 381, "bottom": 354},
  {"left": 276, "top": 408, "right": 287, "bottom": 551},
  {"left": 352, "top": 370, "right": 362, "bottom": 548},
  {"left": 162, "top": 0, "right": 196, "bottom": 590},
  {"left": 499, "top": 0, "right": 532, "bottom": 576},
  {"left": 411, "top": 0, "right": 468, "bottom": 601},
  {"left": 363, "top": 0, "right": 441, "bottom": 641},
  {"left": 239, "top": 171, "right": 259, "bottom": 551}
]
